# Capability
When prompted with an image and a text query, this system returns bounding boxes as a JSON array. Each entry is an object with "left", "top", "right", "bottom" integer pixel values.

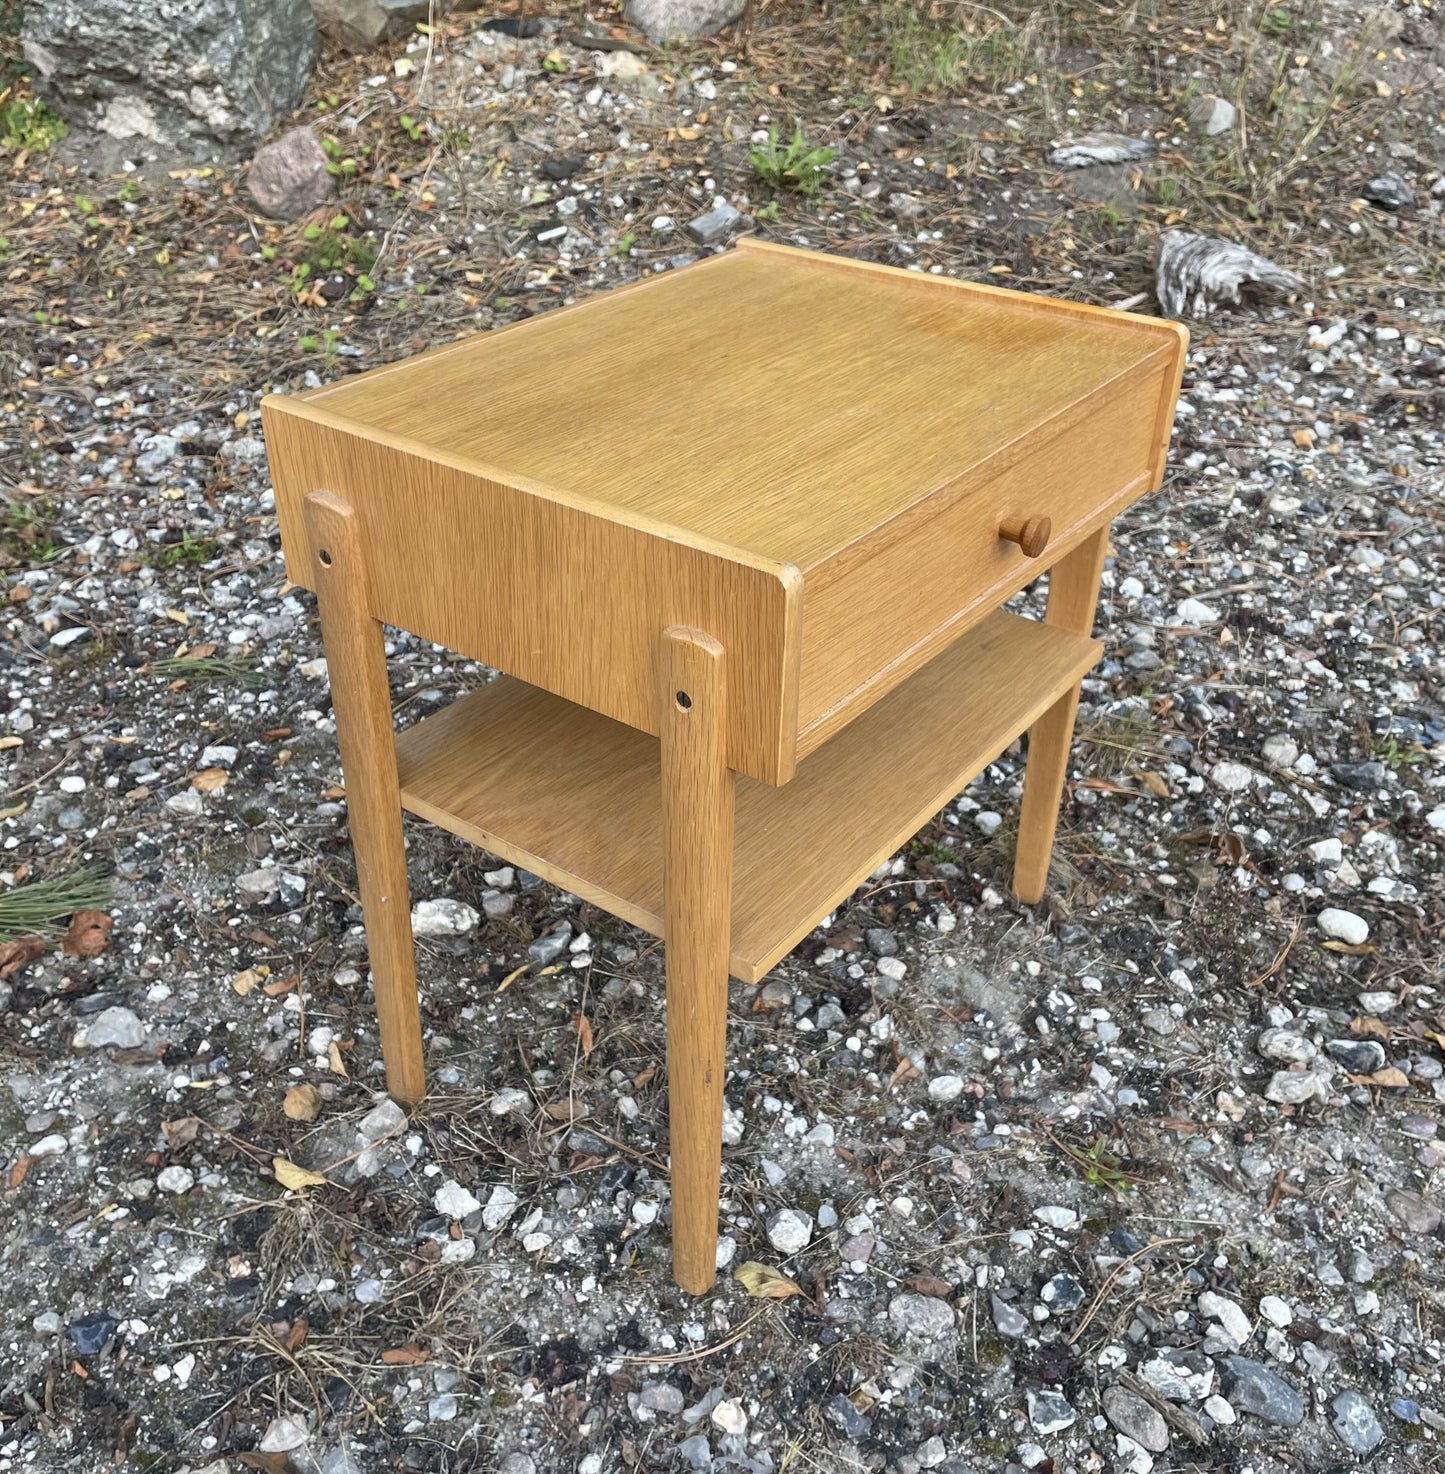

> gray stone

[
  {"left": 889, "top": 1291, "right": 955, "bottom": 1340},
  {"left": 1189, "top": 93, "right": 1237, "bottom": 136},
  {"left": 1364, "top": 172, "right": 1413, "bottom": 209},
  {"left": 358, "top": 1098, "right": 406, "bottom": 1142},
  {"left": 497, "top": 1457, "right": 536, "bottom": 1474},
  {"left": 1257, "top": 1028, "right": 1315, "bottom": 1064},
  {"left": 310, "top": 0, "right": 426, "bottom": 47},
  {"left": 825, "top": 1392, "right": 872, "bottom": 1438},
  {"left": 1041, "top": 1273, "right": 1085, "bottom": 1312},
  {"left": 85, "top": 1006, "right": 145, "bottom": 1049},
  {"left": 677, "top": 1436, "right": 712, "bottom": 1471},
  {"left": 624, "top": 0, "right": 745, "bottom": 42},
  {"left": 685, "top": 200, "right": 742, "bottom": 245},
  {"left": 1326, "top": 1038, "right": 1386, "bottom": 1073},
  {"left": 1331, "top": 1390, "right": 1383, "bottom": 1453},
  {"left": 1220, "top": 1355, "right": 1304, "bottom": 1426},
  {"left": 640, "top": 1381, "right": 686, "bottom": 1415},
  {"left": 1102, "top": 1387, "right": 1169, "bottom": 1453},
  {"left": 1332, "top": 761, "right": 1387, "bottom": 790},
  {"left": 248, "top": 125, "right": 334, "bottom": 220},
  {"left": 1026, "top": 1389, "right": 1076, "bottom": 1435},
  {"left": 482, "top": 1184, "right": 519, "bottom": 1231},
  {"left": 236, "top": 867, "right": 281, "bottom": 906},
  {"left": 865, "top": 928, "right": 899, "bottom": 957},
  {"left": 1386, "top": 1188, "right": 1441, "bottom": 1234},
  {"left": 32, "top": 1310, "right": 63, "bottom": 1336},
  {"left": 528, "top": 924, "right": 572, "bottom": 964},
  {"left": 22, "top": 0, "right": 318, "bottom": 153},
  {"left": 990, "top": 1294, "right": 1027, "bottom": 1339}
]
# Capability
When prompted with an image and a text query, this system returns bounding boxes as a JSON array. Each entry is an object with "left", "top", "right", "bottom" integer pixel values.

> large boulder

[
  {"left": 310, "top": 0, "right": 430, "bottom": 49},
  {"left": 624, "top": 0, "right": 747, "bottom": 43},
  {"left": 22, "top": 0, "right": 318, "bottom": 154}
]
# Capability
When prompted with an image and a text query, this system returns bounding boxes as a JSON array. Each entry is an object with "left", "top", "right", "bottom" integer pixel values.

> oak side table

[{"left": 261, "top": 239, "right": 1186, "bottom": 1294}]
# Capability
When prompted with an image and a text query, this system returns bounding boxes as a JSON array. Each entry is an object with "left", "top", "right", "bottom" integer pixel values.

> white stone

[
  {"left": 711, "top": 1398, "right": 747, "bottom": 1435},
  {"left": 156, "top": 1166, "right": 195, "bottom": 1194},
  {"left": 411, "top": 898, "right": 480, "bottom": 937},
  {"left": 877, "top": 957, "right": 907, "bottom": 981},
  {"left": 259, "top": 1415, "right": 310, "bottom": 1453},
  {"left": 433, "top": 1179, "right": 481, "bottom": 1219},
  {"left": 1033, "top": 1205, "right": 1078, "bottom": 1230},
  {"left": 1257, "top": 1028, "right": 1315, "bottom": 1064},
  {"left": 1176, "top": 597, "right": 1220, "bottom": 625},
  {"left": 1425, "top": 808, "right": 1445, "bottom": 833},
  {"left": 1262, "top": 735, "right": 1298, "bottom": 768},
  {"left": 1209, "top": 761, "right": 1255, "bottom": 793},
  {"left": 30, "top": 1133, "right": 68, "bottom": 1157},
  {"left": 489, "top": 1087, "right": 530, "bottom": 1115},
  {"left": 767, "top": 1208, "right": 813, "bottom": 1255},
  {"left": 166, "top": 789, "right": 203, "bottom": 817},
  {"left": 1265, "top": 1069, "right": 1328, "bottom": 1104},
  {"left": 59, "top": 775, "right": 86, "bottom": 793},
  {"left": 1309, "top": 838, "right": 1343, "bottom": 867},
  {"left": 483, "top": 1185, "right": 520, "bottom": 1231},
  {"left": 928, "top": 1075, "right": 965, "bottom": 1103},
  {"left": 1203, "top": 1394, "right": 1237, "bottom": 1426},
  {"left": 1259, "top": 1295, "right": 1293, "bottom": 1327},
  {"left": 1318, "top": 908, "right": 1369, "bottom": 946},
  {"left": 1198, "top": 1290, "right": 1252, "bottom": 1346}
]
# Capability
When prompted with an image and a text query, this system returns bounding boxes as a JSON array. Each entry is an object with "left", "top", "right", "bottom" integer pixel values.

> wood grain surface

[
  {"left": 394, "top": 609, "right": 1101, "bottom": 983},
  {"left": 658, "top": 627, "right": 734, "bottom": 1293}
]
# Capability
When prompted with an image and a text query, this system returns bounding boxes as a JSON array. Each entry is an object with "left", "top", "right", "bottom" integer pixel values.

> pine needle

[{"left": 0, "top": 864, "right": 112, "bottom": 941}]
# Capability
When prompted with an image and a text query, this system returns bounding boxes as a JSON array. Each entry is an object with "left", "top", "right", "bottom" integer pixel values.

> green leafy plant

[
  {"left": 299, "top": 327, "right": 342, "bottom": 365},
  {"left": 749, "top": 125, "right": 835, "bottom": 196},
  {"left": 152, "top": 654, "right": 262, "bottom": 684},
  {"left": 291, "top": 214, "right": 375, "bottom": 295},
  {"left": 398, "top": 113, "right": 423, "bottom": 142},
  {"left": 149, "top": 532, "right": 218, "bottom": 569},
  {"left": 0, "top": 95, "right": 68, "bottom": 152},
  {"left": 320, "top": 135, "right": 361, "bottom": 179}
]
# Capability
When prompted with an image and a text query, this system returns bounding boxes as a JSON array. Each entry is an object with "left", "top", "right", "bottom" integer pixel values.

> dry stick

[
  {"left": 1066, "top": 1237, "right": 1189, "bottom": 1348},
  {"left": 1245, "top": 919, "right": 1300, "bottom": 990},
  {"left": 619, "top": 1306, "right": 770, "bottom": 1365}
]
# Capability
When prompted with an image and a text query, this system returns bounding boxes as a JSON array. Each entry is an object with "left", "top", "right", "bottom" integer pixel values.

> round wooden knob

[{"left": 999, "top": 515, "right": 1052, "bottom": 559}]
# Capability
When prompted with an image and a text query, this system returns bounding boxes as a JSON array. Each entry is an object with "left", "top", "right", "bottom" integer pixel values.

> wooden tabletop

[{"left": 290, "top": 238, "right": 1182, "bottom": 572}]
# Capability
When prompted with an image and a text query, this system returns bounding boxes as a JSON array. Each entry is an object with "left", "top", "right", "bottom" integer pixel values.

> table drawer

[{"left": 795, "top": 348, "right": 1173, "bottom": 755}]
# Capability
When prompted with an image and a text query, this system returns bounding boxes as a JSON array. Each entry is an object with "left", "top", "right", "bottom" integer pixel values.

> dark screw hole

[
  {"left": 318, "top": 548, "right": 333, "bottom": 567},
  {"left": 675, "top": 690, "right": 692, "bottom": 710}
]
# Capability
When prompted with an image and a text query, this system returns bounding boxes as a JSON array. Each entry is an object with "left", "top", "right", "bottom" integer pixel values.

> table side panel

[
  {"left": 795, "top": 346, "right": 1175, "bottom": 753},
  {"left": 393, "top": 610, "right": 1102, "bottom": 983},
  {"left": 262, "top": 403, "right": 801, "bottom": 785}
]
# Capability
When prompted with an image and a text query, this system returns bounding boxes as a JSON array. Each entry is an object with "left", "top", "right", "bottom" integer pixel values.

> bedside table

[{"left": 261, "top": 239, "right": 1186, "bottom": 1293}]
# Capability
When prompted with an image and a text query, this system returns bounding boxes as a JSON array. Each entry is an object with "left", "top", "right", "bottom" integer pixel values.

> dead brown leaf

[
  {"left": 0, "top": 935, "right": 46, "bottom": 977},
  {"left": 238, "top": 1455, "right": 296, "bottom": 1474},
  {"left": 61, "top": 910, "right": 113, "bottom": 958},
  {"left": 572, "top": 1012, "right": 594, "bottom": 1057},
  {"left": 327, "top": 1040, "right": 348, "bottom": 1077},
  {"left": 162, "top": 1116, "right": 201, "bottom": 1149},
  {"left": 8, "top": 1156, "right": 34, "bottom": 1189},
  {"left": 905, "top": 1272, "right": 954, "bottom": 1299},
  {"left": 282, "top": 1084, "right": 322, "bottom": 1122},
  {"left": 191, "top": 767, "right": 228, "bottom": 793},
  {"left": 543, "top": 1097, "right": 587, "bottom": 1123},
  {"left": 380, "top": 1343, "right": 431, "bottom": 1366}
]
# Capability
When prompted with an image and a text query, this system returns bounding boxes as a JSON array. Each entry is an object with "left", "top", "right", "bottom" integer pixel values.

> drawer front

[{"left": 796, "top": 353, "right": 1171, "bottom": 754}]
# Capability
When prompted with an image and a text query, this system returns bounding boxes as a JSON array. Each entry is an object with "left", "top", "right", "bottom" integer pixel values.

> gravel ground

[{"left": 1, "top": 3, "right": 1443, "bottom": 1472}]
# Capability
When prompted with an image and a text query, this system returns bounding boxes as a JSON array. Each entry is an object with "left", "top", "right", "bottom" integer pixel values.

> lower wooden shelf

[{"left": 393, "top": 609, "right": 1101, "bottom": 984}]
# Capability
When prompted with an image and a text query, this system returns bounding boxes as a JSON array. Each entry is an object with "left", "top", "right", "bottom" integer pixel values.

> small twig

[
  {"left": 1245, "top": 919, "right": 1300, "bottom": 990},
  {"left": 1067, "top": 1237, "right": 1188, "bottom": 1347},
  {"left": 620, "top": 1305, "right": 770, "bottom": 1364}
]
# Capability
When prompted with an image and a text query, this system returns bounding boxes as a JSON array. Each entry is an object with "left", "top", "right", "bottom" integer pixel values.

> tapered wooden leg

[
  {"left": 303, "top": 490, "right": 426, "bottom": 1106},
  {"left": 659, "top": 626, "right": 735, "bottom": 1295},
  {"left": 1013, "top": 526, "right": 1109, "bottom": 905}
]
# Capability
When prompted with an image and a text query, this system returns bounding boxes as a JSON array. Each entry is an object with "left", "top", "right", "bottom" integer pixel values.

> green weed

[
  {"left": 0, "top": 95, "right": 68, "bottom": 152},
  {"left": 749, "top": 125, "right": 836, "bottom": 196}
]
